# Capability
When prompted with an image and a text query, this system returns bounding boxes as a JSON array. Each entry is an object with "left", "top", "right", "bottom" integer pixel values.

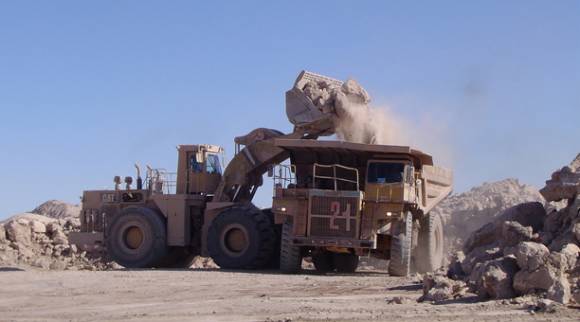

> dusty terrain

[{"left": 0, "top": 268, "right": 578, "bottom": 322}]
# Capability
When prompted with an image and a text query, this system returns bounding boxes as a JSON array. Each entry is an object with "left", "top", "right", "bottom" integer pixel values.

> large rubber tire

[
  {"left": 106, "top": 207, "right": 168, "bottom": 268},
  {"left": 312, "top": 250, "right": 334, "bottom": 273},
  {"left": 262, "top": 208, "right": 282, "bottom": 269},
  {"left": 333, "top": 253, "right": 359, "bottom": 273},
  {"left": 389, "top": 211, "right": 413, "bottom": 276},
  {"left": 207, "top": 206, "right": 276, "bottom": 269},
  {"left": 280, "top": 221, "right": 302, "bottom": 273},
  {"left": 415, "top": 213, "right": 444, "bottom": 273}
]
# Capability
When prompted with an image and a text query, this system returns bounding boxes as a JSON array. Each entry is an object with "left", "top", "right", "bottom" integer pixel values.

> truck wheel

[
  {"left": 280, "top": 221, "right": 302, "bottom": 273},
  {"left": 312, "top": 250, "right": 334, "bottom": 273},
  {"left": 333, "top": 253, "right": 359, "bottom": 273},
  {"left": 207, "top": 206, "right": 276, "bottom": 269},
  {"left": 416, "top": 213, "right": 444, "bottom": 273},
  {"left": 262, "top": 208, "right": 282, "bottom": 269},
  {"left": 389, "top": 211, "right": 413, "bottom": 276},
  {"left": 106, "top": 207, "right": 168, "bottom": 268}
]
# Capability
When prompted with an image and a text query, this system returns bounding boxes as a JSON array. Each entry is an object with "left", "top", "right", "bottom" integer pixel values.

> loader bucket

[{"left": 285, "top": 70, "right": 343, "bottom": 136}]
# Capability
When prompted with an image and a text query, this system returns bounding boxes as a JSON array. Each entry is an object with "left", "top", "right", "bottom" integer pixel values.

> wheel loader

[{"left": 70, "top": 71, "right": 452, "bottom": 275}]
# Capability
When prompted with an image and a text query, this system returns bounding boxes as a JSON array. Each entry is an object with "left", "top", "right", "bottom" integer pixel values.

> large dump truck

[
  {"left": 270, "top": 140, "right": 452, "bottom": 275},
  {"left": 70, "top": 71, "right": 452, "bottom": 275}
]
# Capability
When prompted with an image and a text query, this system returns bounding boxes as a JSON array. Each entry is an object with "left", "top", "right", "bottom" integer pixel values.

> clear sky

[{"left": 0, "top": 1, "right": 578, "bottom": 218}]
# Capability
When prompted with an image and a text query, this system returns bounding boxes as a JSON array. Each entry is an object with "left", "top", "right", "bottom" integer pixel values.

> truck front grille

[{"left": 308, "top": 193, "right": 360, "bottom": 239}]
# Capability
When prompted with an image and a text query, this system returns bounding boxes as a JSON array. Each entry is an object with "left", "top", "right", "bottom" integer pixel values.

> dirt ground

[{"left": 0, "top": 268, "right": 578, "bottom": 322}]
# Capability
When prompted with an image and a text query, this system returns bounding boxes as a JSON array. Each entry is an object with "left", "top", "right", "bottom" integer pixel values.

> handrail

[{"left": 312, "top": 163, "right": 359, "bottom": 191}]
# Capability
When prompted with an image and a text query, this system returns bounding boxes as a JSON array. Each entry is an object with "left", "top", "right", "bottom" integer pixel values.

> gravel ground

[{"left": 0, "top": 268, "right": 579, "bottom": 321}]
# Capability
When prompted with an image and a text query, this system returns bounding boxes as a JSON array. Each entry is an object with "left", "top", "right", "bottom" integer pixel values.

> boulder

[
  {"left": 549, "top": 243, "right": 579, "bottom": 271},
  {"left": 30, "top": 220, "right": 46, "bottom": 234},
  {"left": 547, "top": 274, "right": 571, "bottom": 304},
  {"left": 479, "top": 256, "right": 518, "bottom": 299},
  {"left": 420, "top": 273, "right": 467, "bottom": 302},
  {"left": 513, "top": 266, "right": 555, "bottom": 294},
  {"left": 540, "top": 153, "right": 580, "bottom": 202},
  {"left": 461, "top": 245, "right": 502, "bottom": 275},
  {"left": 5, "top": 220, "right": 32, "bottom": 246},
  {"left": 500, "top": 221, "right": 533, "bottom": 248},
  {"left": 513, "top": 242, "right": 550, "bottom": 272}
]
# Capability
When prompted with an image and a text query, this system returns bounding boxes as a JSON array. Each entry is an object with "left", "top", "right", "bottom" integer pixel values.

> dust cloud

[{"left": 332, "top": 79, "right": 453, "bottom": 167}]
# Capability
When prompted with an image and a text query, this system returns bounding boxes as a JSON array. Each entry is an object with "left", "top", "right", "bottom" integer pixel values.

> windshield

[
  {"left": 206, "top": 154, "right": 222, "bottom": 174},
  {"left": 367, "top": 162, "right": 404, "bottom": 184}
]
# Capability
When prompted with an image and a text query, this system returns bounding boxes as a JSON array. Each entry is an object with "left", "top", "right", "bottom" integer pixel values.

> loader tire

[
  {"left": 333, "top": 253, "right": 359, "bottom": 273},
  {"left": 389, "top": 211, "right": 413, "bottom": 276},
  {"left": 415, "top": 213, "right": 444, "bottom": 273},
  {"left": 280, "top": 221, "right": 302, "bottom": 273},
  {"left": 312, "top": 250, "right": 334, "bottom": 273},
  {"left": 207, "top": 206, "right": 276, "bottom": 269},
  {"left": 106, "top": 207, "right": 168, "bottom": 268}
]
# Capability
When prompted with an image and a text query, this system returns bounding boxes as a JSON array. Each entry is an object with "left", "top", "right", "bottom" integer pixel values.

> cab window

[
  {"left": 206, "top": 154, "right": 222, "bottom": 174},
  {"left": 189, "top": 155, "right": 203, "bottom": 173},
  {"left": 367, "top": 162, "right": 404, "bottom": 184}
]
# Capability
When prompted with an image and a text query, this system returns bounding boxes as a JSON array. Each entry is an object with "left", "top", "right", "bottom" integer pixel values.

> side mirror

[{"left": 267, "top": 166, "right": 274, "bottom": 177}]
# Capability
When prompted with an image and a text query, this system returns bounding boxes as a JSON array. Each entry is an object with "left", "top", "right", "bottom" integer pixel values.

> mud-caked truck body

[{"left": 271, "top": 139, "right": 453, "bottom": 275}]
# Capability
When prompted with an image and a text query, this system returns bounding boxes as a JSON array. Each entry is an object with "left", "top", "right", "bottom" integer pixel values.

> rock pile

[
  {"left": 425, "top": 154, "right": 580, "bottom": 305},
  {"left": 431, "top": 178, "right": 544, "bottom": 253},
  {"left": 1, "top": 200, "right": 220, "bottom": 270},
  {"left": 0, "top": 212, "right": 107, "bottom": 270},
  {"left": 31, "top": 200, "right": 81, "bottom": 220}
]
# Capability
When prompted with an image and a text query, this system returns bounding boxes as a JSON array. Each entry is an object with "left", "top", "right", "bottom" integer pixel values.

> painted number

[{"left": 330, "top": 201, "right": 351, "bottom": 231}]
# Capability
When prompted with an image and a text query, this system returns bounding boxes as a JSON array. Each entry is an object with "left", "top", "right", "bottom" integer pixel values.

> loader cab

[
  {"left": 365, "top": 160, "right": 417, "bottom": 203},
  {"left": 176, "top": 144, "right": 224, "bottom": 195}
]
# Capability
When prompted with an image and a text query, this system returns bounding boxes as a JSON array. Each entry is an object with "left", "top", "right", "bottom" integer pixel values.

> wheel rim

[
  {"left": 220, "top": 224, "right": 249, "bottom": 257},
  {"left": 123, "top": 226, "right": 144, "bottom": 250}
]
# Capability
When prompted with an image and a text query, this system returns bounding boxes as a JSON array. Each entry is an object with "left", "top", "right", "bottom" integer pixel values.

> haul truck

[
  {"left": 70, "top": 70, "right": 452, "bottom": 275},
  {"left": 270, "top": 139, "right": 452, "bottom": 275}
]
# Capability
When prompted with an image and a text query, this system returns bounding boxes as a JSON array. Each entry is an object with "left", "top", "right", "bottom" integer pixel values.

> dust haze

[{"left": 333, "top": 80, "right": 453, "bottom": 167}]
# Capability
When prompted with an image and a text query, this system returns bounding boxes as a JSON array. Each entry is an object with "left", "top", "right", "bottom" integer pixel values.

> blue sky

[{"left": 0, "top": 1, "right": 578, "bottom": 218}]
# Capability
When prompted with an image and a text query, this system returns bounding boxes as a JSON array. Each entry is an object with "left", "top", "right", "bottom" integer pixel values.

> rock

[
  {"left": 461, "top": 245, "right": 502, "bottom": 275},
  {"left": 432, "top": 179, "right": 544, "bottom": 253},
  {"left": 5, "top": 220, "right": 32, "bottom": 246},
  {"left": 547, "top": 274, "right": 571, "bottom": 304},
  {"left": 513, "top": 266, "right": 555, "bottom": 294},
  {"left": 540, "top": 153, "right": 580, "bottom": 202},
  {"left": 419, "top": 273, "right": 467, "bottom": 302},
  {"left": 513, "top": 242, "right": 550, "bottom": 272},
  {"left": 500, "top": 221, "right": 533, "bottom": 248},
  {"left": 52, "top": 231, "right": 68, "bottom": 245},
  {"left": 463, "top": 202, "right": 545, "bottom": 254},
  {"left": 479, "top": 256, "right": 518, "bottom": 299},
  {"left": 386, "top": 296, "right": 413, "bottom": 304},
  {"left": 0, "top": 224, "right": 6, "bottom": 242},
  {"left": 549, "top": 243, "right": 579, "bottom": 271},
  {"left": 531, "top": 299, "right": 559, "bottom": 313},
  {"left": 30, "top": 220, "right": 46, "bottom": 234}
]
